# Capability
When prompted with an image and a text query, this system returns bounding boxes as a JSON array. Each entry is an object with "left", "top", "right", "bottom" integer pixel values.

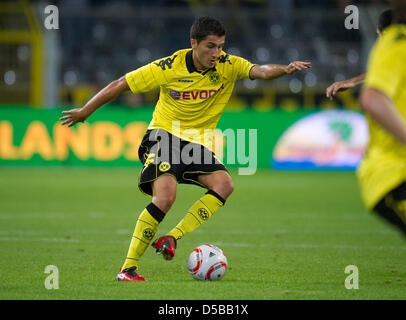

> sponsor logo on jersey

[{"left": 169, "top": 84, "right": 224, "bottom": 101}]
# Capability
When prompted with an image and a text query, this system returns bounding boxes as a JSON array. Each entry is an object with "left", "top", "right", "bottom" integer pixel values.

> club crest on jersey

[{"left": 209, "top": 71, "right": 221, "bottom": 84}]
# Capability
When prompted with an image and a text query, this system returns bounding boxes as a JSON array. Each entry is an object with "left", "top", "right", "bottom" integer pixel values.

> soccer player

[
  {"left": 326, "top": 9, "right": 393, "bottom": 100},
  {"left": 358, "top": 0, "right": 406, "bottom": 238},
  {"left": 60, "top": 16, "right": 311, "bottom": 281}
]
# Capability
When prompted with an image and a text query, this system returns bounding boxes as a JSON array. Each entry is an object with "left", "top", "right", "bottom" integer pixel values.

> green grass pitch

[{"left": 0, "top": 168, "right": 405, "bottom": 300}]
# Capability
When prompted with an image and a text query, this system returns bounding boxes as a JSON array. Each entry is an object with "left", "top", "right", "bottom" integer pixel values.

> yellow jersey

[
  {"left": 125, "top": 49, "right": 255, "bottom": 149},
  {"left": 358, "top": 24, "right": 406, "bottom": 209}
]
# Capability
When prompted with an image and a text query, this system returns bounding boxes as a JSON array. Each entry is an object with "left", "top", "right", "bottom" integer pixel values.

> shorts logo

[
  {"left": 198, "top": 208, "right": 209, "bottom": 221},
  {"left": 209, "top": 71, "right": 221, "bottom": 84},
  {"left": 159, "top": 162, "right": 171, "bottom": 172},
  {"left": 143, "top": 228, "right": 155, "bottom": 240},
  {"left": 144, "top": 153, "right": 155, "bottom": 167}
]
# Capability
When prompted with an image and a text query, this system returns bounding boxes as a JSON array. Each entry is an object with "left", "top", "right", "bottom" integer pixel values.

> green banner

[{"left": 0, "top": 106, "right": 314, "bottom": 168}]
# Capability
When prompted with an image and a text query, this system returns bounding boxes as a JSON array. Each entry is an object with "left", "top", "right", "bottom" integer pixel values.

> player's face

[{"left": 191, "top": 35, "right": 225, "bottom": 70}]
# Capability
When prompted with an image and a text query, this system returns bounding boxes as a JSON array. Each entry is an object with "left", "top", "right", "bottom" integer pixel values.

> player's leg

[
  {"left": 152, "top": 139, "right": 232, "bottom": 260},
  {"left": 149, "top": 175, "right": 179, "bottom": 260},
  {"left": 120, "top": 175, "right": 176, "bottom": 269},
  {"left": 117, "top": 129, "right": 180, "bottom": 279},
  {"left": 197, "top": 170, "right": 234, "bottom": 200},
  {"left": 165, "top": 171, "right": 233, "bottom": 241},
  {"left": 151, "top": 174, "right": 177, "bottom": 213},
  {"left": 373, "top": 182, "right": 406, "bottom": 238}
]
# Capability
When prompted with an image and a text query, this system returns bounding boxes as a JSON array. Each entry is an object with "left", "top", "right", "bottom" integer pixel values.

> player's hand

[
  {"left": 326, "top": 81, "right": 352, "bottom": 100},
  {"left": 284, "top": 61, "right": 312, "bottom": 75},
  {"left": 59, "top": 108, "right": 87, "bottom": 127}
]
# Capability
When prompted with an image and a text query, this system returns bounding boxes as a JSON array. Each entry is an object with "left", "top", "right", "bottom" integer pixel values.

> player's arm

[
  {"left": 249, "top": 61, "right": 311, "bottom": 80},
  {"left": 360, "top": 87, "right": 406, "bottom": 145},
  {"left": 59, "top": 76, "right": 130, "bottom": 127},
  {"left": 326, "top": 73, "right": 366, "bottom": 100}
]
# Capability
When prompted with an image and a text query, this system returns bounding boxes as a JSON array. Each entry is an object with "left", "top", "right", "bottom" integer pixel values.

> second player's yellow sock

[
  {"left": 167, "top": 190, "right": 225, "bottom": 240},
  {"left": 121, "top": 203, "right": 165, "bottom": 270}
]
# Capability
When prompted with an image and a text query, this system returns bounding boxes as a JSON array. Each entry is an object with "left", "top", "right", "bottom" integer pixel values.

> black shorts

[
  {"left": 373, "top": 182, "right": 406, "bottom": 236},
  {"left": 137, "top": 129, "right": 228, "bottom": 197}
]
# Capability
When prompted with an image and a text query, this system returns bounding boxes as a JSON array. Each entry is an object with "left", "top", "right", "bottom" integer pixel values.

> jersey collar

[{"left": 186, "top": 50, "right": 216, "bottom": 75}]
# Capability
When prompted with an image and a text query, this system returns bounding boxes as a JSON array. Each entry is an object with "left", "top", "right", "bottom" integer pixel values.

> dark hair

[
  {"left": 190, "top": 16, "right": 226, "bottom": 43},
  {"left": 377, "top": 9, "right": 393, "bottom": 32},
  {"left": 389, "top": 0, "right": 406, "bottom": 23}
]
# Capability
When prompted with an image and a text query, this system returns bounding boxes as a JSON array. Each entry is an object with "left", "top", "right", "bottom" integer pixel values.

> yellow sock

[
  {"left": 167, "top": 190, "right": 225, "bottom": 240},
  {"left": 121, "top": 203, "right": 165, "bottom": 270}
]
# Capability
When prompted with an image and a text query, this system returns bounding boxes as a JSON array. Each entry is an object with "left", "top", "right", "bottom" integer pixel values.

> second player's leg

[{"left": 373, "top": 182, "right": 406, "bottom": 238}]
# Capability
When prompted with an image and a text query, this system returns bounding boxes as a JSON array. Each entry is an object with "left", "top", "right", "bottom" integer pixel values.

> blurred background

[
  {"left": 0, "top": 0, "right": 390, "bottom": 168},
  {"left": 0, "top": 0, "right": 390, "bottom": 108}
]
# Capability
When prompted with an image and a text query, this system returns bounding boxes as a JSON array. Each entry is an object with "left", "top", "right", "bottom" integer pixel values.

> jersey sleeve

[
  {"left": 229, "top": 55, "right": 256, "bottom": 81},
  {"left": 125, "top": 55, "right": 175, "bottom": 94},
  {"left": 365, "top": 38, "right": 404, "bottom": 99}
]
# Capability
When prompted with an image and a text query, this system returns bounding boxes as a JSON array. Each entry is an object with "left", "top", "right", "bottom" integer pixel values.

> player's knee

[
  {"left": 214, "top": 176, "right": 234, "bottom": 200},
  {"left": 223, "top": 178, "right": 234, "bottom": 198},
  {"left": 153, "top": 193, "right": 176, "bottom": 213}
]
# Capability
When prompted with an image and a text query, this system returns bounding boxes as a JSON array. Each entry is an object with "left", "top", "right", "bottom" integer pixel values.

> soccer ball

[{"left": 187, "top": 244, "right": 228, "bottom": 281}]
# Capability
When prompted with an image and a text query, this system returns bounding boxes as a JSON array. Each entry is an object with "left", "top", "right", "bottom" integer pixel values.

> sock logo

[
  {"left": 198, "top": 208, "right": 209, "bottom": 221},
  {"left": 143, "top": 228, "right": 155, "bottom": 240}
]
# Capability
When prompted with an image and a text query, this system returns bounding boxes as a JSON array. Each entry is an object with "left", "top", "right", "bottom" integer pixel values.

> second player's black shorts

[
  {"left": 137, "top": 129, "right": 228, "bottom": 196},
  {"left": 373, "top": 181, "right": 406, "bottom": 236}
]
